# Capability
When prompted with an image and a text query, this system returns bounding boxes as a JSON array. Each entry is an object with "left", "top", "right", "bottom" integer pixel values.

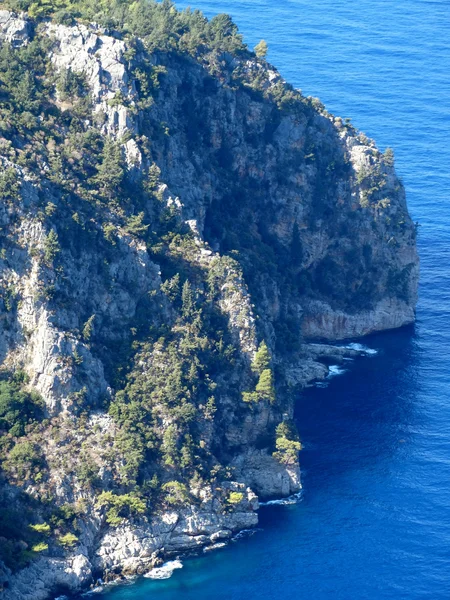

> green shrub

[
  {"left": 29, "top": 522, "right": 51, "bottom": 535},
  {"left": 0, "top": 378, "right": 44, "bottom": 437},
  {"left": 4, "top": 441, "right": 44, "bottom": 479},
  {"left": 31, "top": 542, "right": 48, "bottom": 553},
  {"left": 0, "top": 167, "right": 20, "bottom": 202},
  {"left": 162, "top": 481, "right": 189, "bottom": 506},
  {"left": 97, "top": 492, "right": 146, "bottom": 526},
  {"left": 254, "top": 40, "right": 268, "bottom": 58},
  {"left": 43, "top": 230, "right": 60, "bottom": 265},
  {"left": 227, "top": 491, "right": 244, "bottom": 504},
  {"left": 58, "top": 532, "right": 78, "bottom": 548}
]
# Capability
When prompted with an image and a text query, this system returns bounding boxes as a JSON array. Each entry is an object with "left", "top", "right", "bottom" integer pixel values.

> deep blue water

[{"left": 98, "top": 1, "right": 450, "bottom": 598}]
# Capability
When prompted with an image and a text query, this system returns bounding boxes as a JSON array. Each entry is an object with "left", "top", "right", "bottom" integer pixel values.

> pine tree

[
  {"left": 43, "top": 230, "right": 60, "bottom": 265},
  {"left": 82, "top": 315, "right": 96, "bottom": 341},
  {"left": 384, "top": 147, "right": 395, "bottom": 167},
  {"left": 252, "top": 341, "right": 271, "bottom": 374},
  {"left": 181, "top": 280, "right": 195, "bottom": 319},
  {"left": 254, "top": 39, "right": 268, "bottom": 59},
  {"left": 93, "top": 139, "right": 124, "bottom": 201},
  {"left": 255, "top": 369, "right": 276, "bottom": 404}
]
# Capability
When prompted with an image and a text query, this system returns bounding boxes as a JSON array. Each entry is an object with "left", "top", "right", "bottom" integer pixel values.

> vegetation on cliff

[{"left": 0, "top": 0, "right": 418, "bottom": 582}]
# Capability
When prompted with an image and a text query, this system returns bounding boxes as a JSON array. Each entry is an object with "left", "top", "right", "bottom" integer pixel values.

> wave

[
  {"left": 344, "top": 343, "right": 378, "bottom": 355},
  {"left": 259, "top": 490, "right": 303, "bottom": 506},
  {"left": 144, "top": 559, "right": 183, "bottom": 580},
  {"left": 81, "top": 587, "right": 104, "bottom": 596},
  {"left": 327, "top": 365, "right": 348, "bottom": 378},
  {"left": 315, "top": 363, "right": 348, "bottom": 387},
  {"left": 315, "top": 381, "right": 329, "bottom": 388}
]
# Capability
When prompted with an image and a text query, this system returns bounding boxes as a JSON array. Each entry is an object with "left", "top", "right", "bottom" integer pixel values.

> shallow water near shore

[{"left": 96, "top": 0, "right": 450, "bottom": 598}]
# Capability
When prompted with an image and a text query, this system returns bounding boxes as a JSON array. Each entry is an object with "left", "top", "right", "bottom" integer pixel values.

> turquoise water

[{"left": 97, "top": 1, "right": 450, "bottom": 598}]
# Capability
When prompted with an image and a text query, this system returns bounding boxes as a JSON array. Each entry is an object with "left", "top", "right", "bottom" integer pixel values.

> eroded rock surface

[{"left": 0, "top": 8, "right": 418, "bottom": 599}]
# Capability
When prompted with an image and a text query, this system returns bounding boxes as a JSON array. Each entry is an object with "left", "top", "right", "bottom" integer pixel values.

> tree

[
  {"left": 384, "top": 147, "right": 395, "bottom": 167},
  {"left": 161, "top": 273, "right": 180, "bottom": 303},
  {"left": 162, "top": 424, "right": 178, "bottom": 467},
  {"left": 56, "top": 68, "right": 85, "bottom": 101},
  {"left": 92, "top": 138, "right": 124, "bottom": 200},
  {"left": 255, "top": 369, "right": 276, "bottom": 404},
  {"left": 58, "top": 532, "right": 79, "bottom": 548},
  {"left": 0, "top": 380, "right": 44, "bottom": 437},
  {"left": 12, "top": 71, "right": 38, "bottom": 112},
  {"left": 29, "top": 522, "right": 51, "bottom": 535},
  {"left": 125, "top": 212, "right": 149, "bottom": 237},
  {"left": 5, "top": 441, "right": 43, "bottom": 479},
  {"left": 96, "top": 492, "right": 146, "bottom": 526},
  {"left": 181, "top": 280, "right": 195, "bottom": 319},
  {"left": 204, "top": 396, "right": 217, "bottom": 419},
  {"left": 273, "top": 436, "right": 301, "bottom": 464},
  {"left": 162, "top": 481, "right": 189, "bottom": 506},
  {"left": 252, "top": 341, "right": 271, "bottom": 374},
  {"left": 209, "top": 13, "right": 238, "bottom": 38},
  {"left": 31, "top": 542, "right": 48, "bottom": 553},
  {"left": 273, "top": 421, "right": 302, "bottom": 464},
  {"left": 82, "top": 315, "right": 95, "bottom": 341},
  {"left": 43, "top": 229, "right": 60, "bottom": 265},
  {"left": 180, "top": 434, "right": 194, "bottom": 469},
  {"left": 227, "top": 491, "right": 244, "bottom": 504},
  {"left": 0, "top": 167, "right": 20, "bottom": 202},
  {"left": 254, "top": 39, "right": 268, "bottom": 58}
]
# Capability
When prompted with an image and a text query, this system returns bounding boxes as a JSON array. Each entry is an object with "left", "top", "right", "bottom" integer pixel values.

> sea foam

[
  {"left": 344, "top": 343, "right": 378, "bottom": 355},
  {"left": 327, "top": 365, "right": 347, "bottom": 378},
  {"left": 259, "top": 490, "right": 303, "bottom": 506},
  {"left": 144, "top": 559, "right": 183, "bottom": 579}
]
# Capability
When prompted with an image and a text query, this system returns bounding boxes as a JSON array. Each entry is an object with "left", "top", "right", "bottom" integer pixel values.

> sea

[{"left": 94, "top": 0, "right": 450, "bottom": 598}]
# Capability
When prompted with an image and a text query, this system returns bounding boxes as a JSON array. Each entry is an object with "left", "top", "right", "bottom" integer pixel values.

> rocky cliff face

[{"left": 0, "top": 6, "right": 418, "bottom": 599}]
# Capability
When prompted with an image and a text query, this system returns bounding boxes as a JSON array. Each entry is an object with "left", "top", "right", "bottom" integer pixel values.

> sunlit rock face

[{"left": 0, "top": 8, "right": 417, "bottom": 599}]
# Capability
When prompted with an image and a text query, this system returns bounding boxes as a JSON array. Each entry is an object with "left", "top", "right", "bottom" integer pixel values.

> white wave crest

[
  {"left": 81, "top": 587, "right": 104, "bottom": 596},
  {"left": 344, "top": 342, "right": 378, "bottom": 355},
  {"left": 144, "top": 559, "right": 183, "bottom": 580},
  {"left": 259, "top": 490, "right": 303, "bottom": 506},
  {"left": 315, "top": 381, "right": 329, "bottom": 388},
  {"left": 327, "top": 365, "right": 347, "bottom": 378}
]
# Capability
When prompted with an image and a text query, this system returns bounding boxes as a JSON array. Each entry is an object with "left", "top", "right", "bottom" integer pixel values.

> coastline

[
  {"left": 4, "top": 340, "right": 377, "bottom": 600},
  {"left": 0, "top": 6, "right": 418, "bottom": 599}
]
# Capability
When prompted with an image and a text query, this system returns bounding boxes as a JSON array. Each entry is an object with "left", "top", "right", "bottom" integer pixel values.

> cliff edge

[{"left": 0, "top": 3, "right": 418, "bottom": 598}]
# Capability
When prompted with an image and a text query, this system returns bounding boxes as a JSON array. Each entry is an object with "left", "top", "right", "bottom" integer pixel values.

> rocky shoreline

[
  {"left": 0, "top": 5, "right": 418, "bottom": 600},
  {"left": 2, "top": 342, "right": 376, "bottom": 600}
]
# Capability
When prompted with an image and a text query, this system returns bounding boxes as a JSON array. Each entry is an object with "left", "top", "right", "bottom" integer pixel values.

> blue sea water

[{"left": 97, "top": 1, "right": 450, "bottom": 598}]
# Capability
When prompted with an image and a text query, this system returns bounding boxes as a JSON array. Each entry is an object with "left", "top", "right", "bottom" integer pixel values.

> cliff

[{"left": 0, "top": 3, "right": 418, "bottom": 598}]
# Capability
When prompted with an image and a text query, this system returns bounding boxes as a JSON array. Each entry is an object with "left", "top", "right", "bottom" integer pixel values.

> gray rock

[{"left": 0, "top": 10, "right": 30, "bottom": 47}]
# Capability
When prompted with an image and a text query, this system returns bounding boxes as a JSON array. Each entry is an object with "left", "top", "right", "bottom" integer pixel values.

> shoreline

[
  {"left": 67, "top": 490, "right": 306, "bottom": 600},
  {"left": 4, "top": 341, "right": 378, "bottom": 600}
]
